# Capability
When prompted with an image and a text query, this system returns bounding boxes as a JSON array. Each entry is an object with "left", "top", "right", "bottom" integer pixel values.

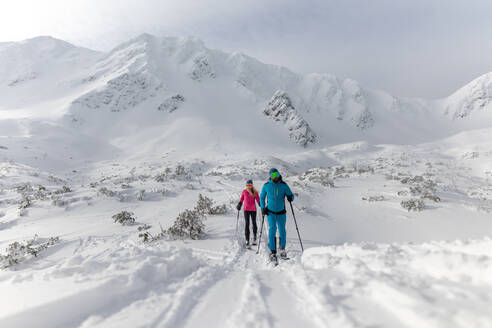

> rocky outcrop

[
  {"left": 158, "top": 94, "right": 185, "bottom": 112},
  {"left": 72, "top": 72, "right": 164, "bottom": 112},
  {"left": 264, "top": 91, "right": 317, "bottom": 147}
]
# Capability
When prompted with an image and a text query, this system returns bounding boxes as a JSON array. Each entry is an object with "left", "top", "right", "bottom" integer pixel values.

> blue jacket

[{"left": 260, "top": 177, "right": 294, "bottom": 213}]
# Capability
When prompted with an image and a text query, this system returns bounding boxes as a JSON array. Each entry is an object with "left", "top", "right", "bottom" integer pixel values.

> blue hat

[
  {"left": 246, "top": 179, "right": 253, "bottom": 184},
  {"left": 269, "top": 168, "right": 279, "bottom": 174}
]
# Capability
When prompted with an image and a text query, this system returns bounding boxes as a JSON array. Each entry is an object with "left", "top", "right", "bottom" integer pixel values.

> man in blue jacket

[{"left": 260, "top": 168, "right": 294, "bottom": 262}]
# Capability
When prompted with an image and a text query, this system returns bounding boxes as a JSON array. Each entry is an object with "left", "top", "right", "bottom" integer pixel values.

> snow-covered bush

[
  {"left": 140, "top": 194, "right": 225, "bottom": 242},
  {"left": 400, "top": 175, "right": 440, "bottom": 203},
  {"left": 155, "top": 165, "right": 192, "bottom": 181},
  {"left": 362, "top": 195, "right": 385, "bottom": 202},
  {"left": 0, "top": 236, "right": 60, "bottom": 269},
  {"left": 298, "top": 168, "right": 335, "bottom": 187},
  {"left": 401, "top": 199, "right": 425, "bottom": 212},
  {"left": 422, "top": 193, "right": 441, "bottom": 203},
  {"left": 98, "top": 187, "right": 116, "bottom": 197},
  {"left": 18, "top": 195, "right": 32, "bottom": 209},
  {"left": 138, "top": 224, "right": 152, "bottom": 231},
  {"left": 167, "top": 209, "right": 205, "bottom": 240},
  {"left": 136, "top": 189, "right": 146, "bottom": 201},
  {"left": 54, "top": 186, "right": 72, "bottom": 194},
  {"left": 196, "top": 193, "right": 227, "bottom": 215},
  {"left": 16, "top": 183, "right": 34, "bottom": 194},
  {"left": 112, "top": 211, "right": 136, "bottom": 225}
]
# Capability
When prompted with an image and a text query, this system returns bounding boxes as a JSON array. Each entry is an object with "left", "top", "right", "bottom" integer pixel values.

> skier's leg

[
  {"left": 267, "top": 214, "right": 277, "bottom": 252},
  {"left": 244, "top": 211, "right": 251, "bottom": 242},
  {"left": 252, "top": 211, "right": 258, "bottom": 239},
  {"left": 278, "top": 214, "right": 287, "bottom": 249}
]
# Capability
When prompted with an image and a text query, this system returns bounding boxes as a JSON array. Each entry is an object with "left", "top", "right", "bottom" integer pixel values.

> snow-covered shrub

[
  {"left": 139, "top": 231, "right": 151, "bottom": 242},
  {"left": 138, "top": 224, "right": 152, "bottom": 231},
  {"left": 136, "top": 189, "right": 145, "bottom": 201},
  {"left": 195, "top": 193, "right": 227, "bottom": 215},
  {"left": 155, "top": 165, "right": 192, "bottom": 181},
  {"left": 48, "top": 175, "right": 65, "bottom": 184},
  {"left": 16, "top": 183, "right": 34, "bottom": 193},
  {"left": 98, "top": 187, "right": 116, "bottom": 197},
  {"left": 400, "top": 175, "right": 425, "bottom": 185},
  {"left": 167, "top": 209, "right": 205, "bottom": 240},
  {"left": 298, "top": 168, "right": 335, "bottom": 187},
  {"left": 112, "top": 211, "right": 136, "bottom": 225},
  {"left": 422, "top": 193, "right": 441, "bottom": 203},
  {"left": 401, "top": 199, "right": 425, "bottom": 212},
  {"left": 54, "top": 186, "right": 72, "bottom": 194},
  {"left": 356, "top": 165, "right": 374, "bottom": 175},
  {"left": 362, "top": 195, "right": 385, "bottom": 202},
  {"left": 18, "top": 195, "right": 32, "bottom": 209},
  {"left": 0, "top": 236, "right": 60, "bottom": 268},
  {"left": 400, "top": 175, "right": 439, "bottom": 203}
]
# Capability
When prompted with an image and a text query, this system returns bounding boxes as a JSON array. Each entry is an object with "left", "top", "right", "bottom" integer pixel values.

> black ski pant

[{"left": 244, "top": 210, "right": 258, "bottom": 241}]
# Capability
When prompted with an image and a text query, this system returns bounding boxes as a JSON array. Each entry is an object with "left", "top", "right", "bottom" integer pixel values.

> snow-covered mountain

[{"left": 2, "top": 33, "right": 492, "bottom": 162}]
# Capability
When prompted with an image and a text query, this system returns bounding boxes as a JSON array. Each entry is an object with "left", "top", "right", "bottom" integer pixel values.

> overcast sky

[{"left": 1, "top": 0, "right": 491, "bottom": 98}]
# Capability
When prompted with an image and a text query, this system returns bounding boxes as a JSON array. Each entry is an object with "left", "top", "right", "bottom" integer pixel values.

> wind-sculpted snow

[
  {"left": 301, "top": 239, "right": 492, "bottom": 327},
  {"left": 264, "top": 91, "right": 317, "bottom": 147}
]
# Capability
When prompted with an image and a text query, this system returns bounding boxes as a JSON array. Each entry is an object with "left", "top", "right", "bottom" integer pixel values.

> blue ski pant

[{"left": 267, "top": 213, "right": 286, "bottom": 251}]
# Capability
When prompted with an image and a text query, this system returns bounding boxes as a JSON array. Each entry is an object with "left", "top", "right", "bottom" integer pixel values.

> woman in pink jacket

[{"left": 236, "top": 179, "right": 260, "bottom": 246}]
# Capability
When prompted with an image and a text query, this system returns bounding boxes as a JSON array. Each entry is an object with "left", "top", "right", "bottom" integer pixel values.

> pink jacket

[{"left": 240, "top": 189, "right": 260, "bottom": 212}]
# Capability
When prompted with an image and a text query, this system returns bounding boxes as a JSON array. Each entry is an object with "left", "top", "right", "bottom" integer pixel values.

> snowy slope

[{"left": 2, "top": 34, "right": 492, "bottom": 328}]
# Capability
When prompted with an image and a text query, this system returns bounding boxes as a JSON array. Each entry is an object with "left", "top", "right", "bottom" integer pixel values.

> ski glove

[
  {"left": 261, "top": 208, "right": 269, "bottom": 216},
  {"left": 287, "top": 195, "right": 294, "bottom": 202},
  {"left": 236, "top": 202, "right": 242, "bottom": 211}
]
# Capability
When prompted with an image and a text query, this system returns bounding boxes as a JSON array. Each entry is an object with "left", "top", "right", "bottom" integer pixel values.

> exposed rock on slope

[{"left": 264, "top": 91, "right": 317, "bottom": 147}]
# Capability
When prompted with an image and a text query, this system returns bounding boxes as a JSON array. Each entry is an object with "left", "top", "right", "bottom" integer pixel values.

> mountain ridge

[{"left": 1, "top": 33, "right": 492, "bottom": 154}]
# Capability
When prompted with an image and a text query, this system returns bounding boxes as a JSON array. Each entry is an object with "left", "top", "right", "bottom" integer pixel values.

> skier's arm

[
  {"left": 237, "top": 191, "right": 244, "bottom": 211},
  {"left": 260, "top": 185, "right": 267, "bottom": 208},
  {"left": 285, "top": 184, "right": 294, "bottom": 202},
  {"left": 255, "top": 192, "right": 260, "bottom": 206}
]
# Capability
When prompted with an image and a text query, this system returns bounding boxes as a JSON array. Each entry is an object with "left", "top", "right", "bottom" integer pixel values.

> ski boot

[
  {"left": 252, "top": 235, "right": 257, "bottom": 246},
  {"left": 245, "top": 240, "right": 251, "bottom": 249},
  {"left": 279, "top": 248, "right": 288, "bottom": 260},
  {"left": 269, "top": 251, "right": 278, "bottom": 266}
]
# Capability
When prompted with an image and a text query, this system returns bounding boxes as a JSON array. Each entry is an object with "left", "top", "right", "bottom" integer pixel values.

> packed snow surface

[{"left": 1, "top": 34, "right": 492, "bottom": 328}]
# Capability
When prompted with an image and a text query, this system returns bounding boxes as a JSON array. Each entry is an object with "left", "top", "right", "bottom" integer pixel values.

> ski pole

[
  {"left": 289, "top": 201, "right": 304, "bottom": 252},
  {"left": 256, "top": 214, "right": 265, "bottom": 254},
  {"left": 235, "top": 210, "right": 240, "bottom": 235}
]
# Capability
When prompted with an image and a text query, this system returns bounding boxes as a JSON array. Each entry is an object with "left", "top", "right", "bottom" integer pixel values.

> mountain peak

[{"left": 444, "top": 72, "right": 492, "bottom": 119}]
